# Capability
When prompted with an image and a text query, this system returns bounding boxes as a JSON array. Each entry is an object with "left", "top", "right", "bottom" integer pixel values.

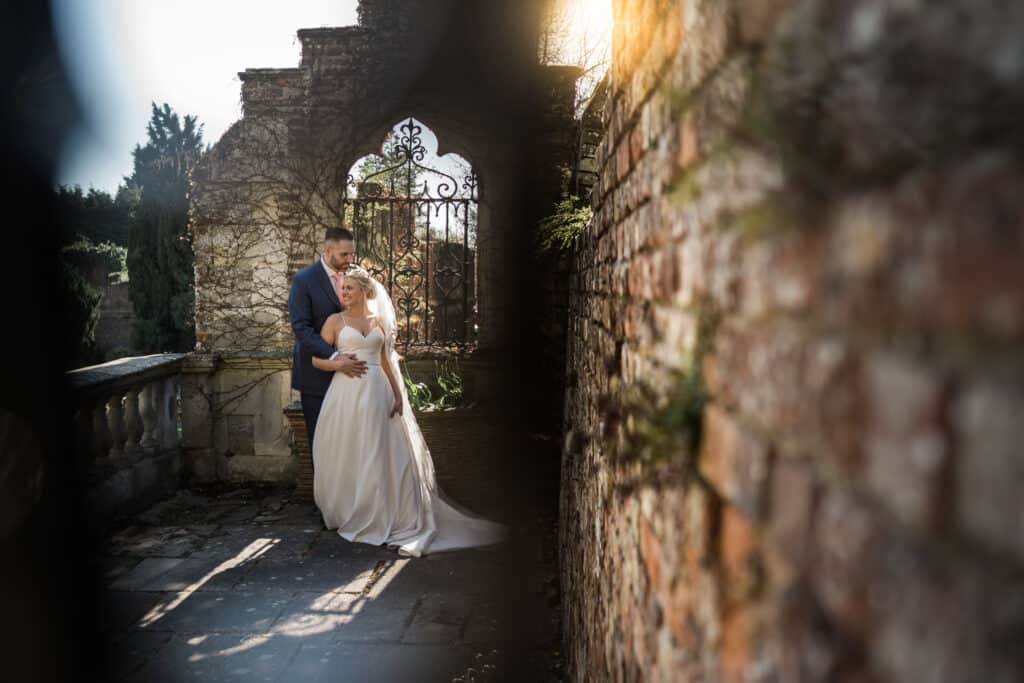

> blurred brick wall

[{"left": 560, "top": 0, "right": 1024, "bottom": 681}]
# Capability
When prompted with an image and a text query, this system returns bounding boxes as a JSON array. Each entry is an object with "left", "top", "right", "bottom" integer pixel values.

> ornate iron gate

[{"left": 343, "top": 119, "right": 479, "bottom": 353}]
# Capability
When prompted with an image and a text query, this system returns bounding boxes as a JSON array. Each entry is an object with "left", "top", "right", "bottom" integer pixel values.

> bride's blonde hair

[{"left": 344, "top": 265, "right": 377, "bottom": 299}]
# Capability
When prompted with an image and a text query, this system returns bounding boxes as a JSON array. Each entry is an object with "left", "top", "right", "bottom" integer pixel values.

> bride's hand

[{"left": 390, "top": 397, "right": 403, "bottom": 418}]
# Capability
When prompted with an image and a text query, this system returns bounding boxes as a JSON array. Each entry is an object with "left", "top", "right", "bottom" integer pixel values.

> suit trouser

[{"left": 300, "top": 392, "right": 325, "bottom": 458}]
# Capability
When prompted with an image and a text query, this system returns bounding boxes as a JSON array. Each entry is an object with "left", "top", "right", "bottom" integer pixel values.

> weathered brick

[
  {"left": 870, "top": 533, "right": 1024, "bottom": 683},
  {"left": 737, "top": 0, "right": 795, "bottom": 44},
  {"left": 616, "top": 139, "right": 631, "bottom": 182},
  {"left": 699, "top": 405, "right": 771, "bottom": 520},
  {"left": 720, "top": 606, "right": 754, "bottom": 683},
  {"left": 774, "top": 581, "right": 850, "bottom": 682},
  {"left": 740, "top": 230, "right": 824, "bottom": 319},
  {"left": 647, "top": 246, "right": 677, "bottom": 302},
  {"left": 713, "top": 320, "right": 816, "bottom": 438},
  {"left": 640, "top": 513, "right": 664, "bottom": 595},
  {"left": 863, "top": 352, "right": 950, "bottom": 529},
  {"left": 629, "top": 122, "right": 645, "bottom": 167},
  {"left": 953, "top": 378, "right": 1024, "bottom": 562},
  {"left": 812, "top": 490, "right": 878, "bottom": 635},
  {"left": 720, "top": 504, "right": 760, "bottom": 605},
  {"left": 767, "top": 457, "right": 816, "bottom": 569},
  {"left": 678, "top": 111, "right": 699, "bottom": 169}
]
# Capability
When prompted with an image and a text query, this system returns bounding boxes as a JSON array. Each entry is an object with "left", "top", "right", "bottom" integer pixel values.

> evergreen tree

[
  {"left": 53, "top": 184, "right": 135, "bottom": 246},
  {"left": 127, "top": 103, "right": 203, "bottom": 353},
  {"left": 353, "top": 131, "right": 426, "bottom": 198},
  {"left": 58, "top": 253, "right": 102, "bottom": 368}
]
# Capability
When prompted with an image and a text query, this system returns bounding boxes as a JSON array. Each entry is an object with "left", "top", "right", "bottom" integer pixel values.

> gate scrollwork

[{"left": 343, "top": 119, "right": 478, "bottom": 354}]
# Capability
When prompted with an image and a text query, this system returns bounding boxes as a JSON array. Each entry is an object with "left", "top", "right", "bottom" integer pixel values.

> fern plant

[
  {"left": 537, "top": 166, "right": 592, "bottom": 253},
  {"left": 402, "top": 360, "right": 466, "bottom": 412}
]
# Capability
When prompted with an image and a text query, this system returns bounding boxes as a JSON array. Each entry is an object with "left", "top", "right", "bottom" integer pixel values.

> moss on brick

[{"left": 609, "top": 299, "right": 723, "bottom": 470}]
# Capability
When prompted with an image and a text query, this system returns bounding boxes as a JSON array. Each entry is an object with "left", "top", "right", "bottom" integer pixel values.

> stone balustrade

[{"left": 67, "top": 353, "right": 188, "bottom": 522}]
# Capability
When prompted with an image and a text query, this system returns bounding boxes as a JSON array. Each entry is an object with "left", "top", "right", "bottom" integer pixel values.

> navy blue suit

[{"left": 288, "top": 259, "right": 342, "bottom": 446}]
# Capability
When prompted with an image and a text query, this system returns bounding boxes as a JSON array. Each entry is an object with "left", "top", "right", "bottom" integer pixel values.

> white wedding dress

[{"left": 312, "top": 306, "right": 506, "bottom": 557}]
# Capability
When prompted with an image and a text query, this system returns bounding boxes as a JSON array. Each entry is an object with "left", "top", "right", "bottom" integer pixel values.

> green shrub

[
  {"left": 537, "top": 166, "right": 592, "bottom": 253},
  {"left": 59, "top": 255, "right": 102, "bottom": 368},
  {"left": 403, "top": 360, "right": 465, "bottom": 412}
]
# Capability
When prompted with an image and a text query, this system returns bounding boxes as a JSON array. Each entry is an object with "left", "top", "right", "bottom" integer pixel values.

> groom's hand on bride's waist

[{"left": 329, "top": 354, "right": 367, "bottom": 378}]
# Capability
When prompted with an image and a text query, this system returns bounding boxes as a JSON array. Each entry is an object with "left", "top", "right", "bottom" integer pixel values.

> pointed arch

[{"left": 343, "top": 118, "right": 479, "bottom": 353}]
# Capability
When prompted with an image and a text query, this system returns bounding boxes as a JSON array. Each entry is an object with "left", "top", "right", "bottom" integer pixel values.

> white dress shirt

[{"left": 322, "top": 257, "right": 342, "bottom": 360}]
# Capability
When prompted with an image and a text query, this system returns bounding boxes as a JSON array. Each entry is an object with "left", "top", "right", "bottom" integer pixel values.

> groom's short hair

[{"left": 325, "top": 227, "right": 354, "bottom": 243}]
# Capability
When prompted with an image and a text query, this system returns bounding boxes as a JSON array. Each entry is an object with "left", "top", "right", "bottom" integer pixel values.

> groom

[{"left": 288, "top": 227, "right": 368, "bottom": 451}]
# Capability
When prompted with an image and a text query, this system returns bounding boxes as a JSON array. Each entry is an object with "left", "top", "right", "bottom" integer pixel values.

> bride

[{"left": 309, "top": 265, "right": 506, "bottom": 557}]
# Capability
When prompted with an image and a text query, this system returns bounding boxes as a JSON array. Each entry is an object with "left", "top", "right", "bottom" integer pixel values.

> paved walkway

[{"left": 97, "top": 485, "right": 561, "bottom": 682}]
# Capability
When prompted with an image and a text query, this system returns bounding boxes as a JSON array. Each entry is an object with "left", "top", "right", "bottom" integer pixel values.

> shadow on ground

[{"left": 95, "top": 474, "right": 561, "bottom": 682}]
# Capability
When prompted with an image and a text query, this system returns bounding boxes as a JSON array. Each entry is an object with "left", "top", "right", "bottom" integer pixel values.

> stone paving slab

[
  {"left": 98, "top": 484, "right": 562, "bottom": 681},
  {"left": 127, "top": 632, "right": 302, "bottom": 683},
  {"left": 210, "top": 504, "right": 264, "bottom": 526},
  {"left": 145, "top": 590, "right": 294, "bottom": 634},
  {"left": 99, "top": 555, "right": 144, "bottom": 584},
  {"left": 106, "top": 629, "right": 174, "bottom": 681},
  {"left": 261, "top": 502, "right": 325, "bottom": 527},
  {"left": 132, "top": 558, "right": 253, "bottom": 593},
  {"left": 462, "top": 598, "right": 502, "bottom": 645},
  {"left": 102, "top": 590, "right": 168, "bottom": 633},
  {"left": 108, "top": 525, "right": 220, "bottom": 558},
  {"left": 268, "top": 590, "right": 416, "bottom": 643},
  {"left": 110, "top": 558, "right": 188, "bottom": 591},
  {"left": 235, "top": 557, "right": 379, "bottom": 595},
  {"left": 190, "top": 525, "right": 319, "bottom": 562},
  {"left": 402, "top": 591, "right": 477, "bottom": 644},
  {"left": 305, "top": 530, "right": 397, "bottom": 562},
  {"left": 280, "top": 639, "right": 475, "bottom": 683}
]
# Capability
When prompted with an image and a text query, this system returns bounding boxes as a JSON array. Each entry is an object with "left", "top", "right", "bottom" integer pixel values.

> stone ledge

[
  {"left": 237, "top": 67, "right": 303, "bottom": 82},
  {"left": 296, "top": 26, "right": 369, "bottom": 40},
  {"left": 68, "top": 353, "right": 187, "bottom": 398}
]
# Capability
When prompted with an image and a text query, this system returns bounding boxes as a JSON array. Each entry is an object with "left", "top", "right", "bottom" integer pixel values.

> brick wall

[
  {"left": 95, "top": 282, "right": 134, "bottom": 357},
  {"left": 560, "top": 1, "right": 1024, "bottom": 681}
]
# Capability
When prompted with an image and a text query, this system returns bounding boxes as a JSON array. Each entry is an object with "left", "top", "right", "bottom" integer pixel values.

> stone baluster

[
  {"left": 159, "top": 376, "right": 181, "bottom": 450},
  {"left": 92, "top": 400, "right": 111, "bottom": 460},
  {"left": 123, "top": 387, "right": 143, "bottom": 452},
  {"left": 140, "top": 382, "right": 159, "bottom": 449},
  {"left": 106, "top": 392, "right": 125, "bottom": 459}
]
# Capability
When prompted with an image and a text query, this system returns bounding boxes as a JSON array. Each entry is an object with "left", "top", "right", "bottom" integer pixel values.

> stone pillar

[{"left": 180, "top": 354, "right": 218, "bottom": 481}]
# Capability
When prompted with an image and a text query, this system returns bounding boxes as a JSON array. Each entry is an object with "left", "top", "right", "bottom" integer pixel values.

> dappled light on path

[{"left": 137, "top": 537, "right": 279, "bottom": 628}]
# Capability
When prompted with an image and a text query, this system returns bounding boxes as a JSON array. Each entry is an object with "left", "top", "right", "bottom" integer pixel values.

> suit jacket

[{"left": 288, "top": 259, "right": 342, "bottom": 396}]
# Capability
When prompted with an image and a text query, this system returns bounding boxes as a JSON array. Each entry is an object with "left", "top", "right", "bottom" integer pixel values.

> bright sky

[{"left": 53, "top": 0, "right": 359, "bottom": 193}]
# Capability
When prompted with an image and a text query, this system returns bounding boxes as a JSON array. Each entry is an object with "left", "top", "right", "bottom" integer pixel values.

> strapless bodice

[{"left": 337, "top": 325, "right": 385, "bottom": 366}]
